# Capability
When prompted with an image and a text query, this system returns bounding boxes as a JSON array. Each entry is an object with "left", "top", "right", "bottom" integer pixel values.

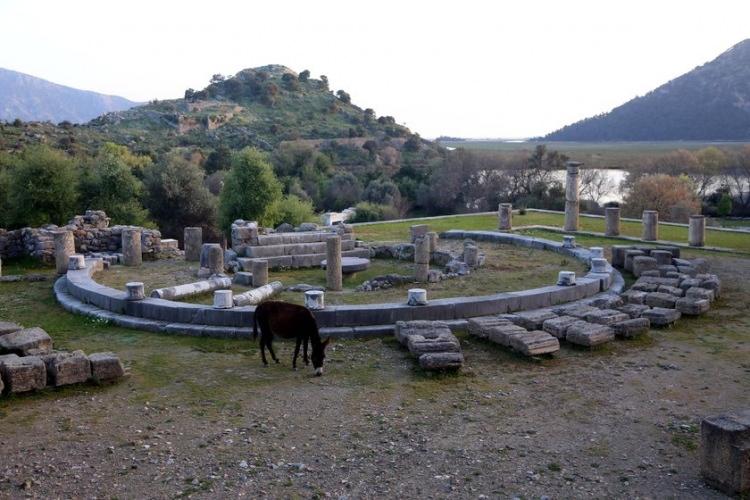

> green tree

[
  {"left": 336, "top": 90, "right": 351, "bottom": 104},
  {"left": 717, "top": 193, "right": 733, "bottom": 217},
  {"left": 219, "top": 147, "right": 282, "bottom": 230},
  {"left": 8, "top": 145, "right": 78, "bottom": 227},
  {"left": 204, "top": 144, "right": 232, "bottom": 174},
  {"left": 299, "top": 69, "right": 310, "bottom": 82},
  {"left": 274, "top": 194, "right": 316, "bottom": 226},
  {"left": 144, "top": 151, "right": 218, "bottom": 240},
  {"left": 323, "top": 172, "right": 362, "bottom": 211}
]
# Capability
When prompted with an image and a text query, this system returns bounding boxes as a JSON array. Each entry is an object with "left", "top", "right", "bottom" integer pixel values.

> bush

[
  {"left": 219, "top": 147, "right": 282, "bottom": 230},
  {"left": 350, "top": 202, "right": 400, "bottom": 223},
  {"left": 364, "top": 178, "right": 402, "bottom": 206},
  {"left": 274, "top": 194, "right": 317, "bottom": 226},
  {"left": 323, "top": 172, "right": 362, "bottom": 211},
  {"left": 717, "top": 193, "right": 733, "bottom": 217},
  {"left": 622, "top": 174, "right": 700, "bottom": 222}
]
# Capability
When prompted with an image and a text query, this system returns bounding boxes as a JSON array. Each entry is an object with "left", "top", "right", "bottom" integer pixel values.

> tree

[
  {"left": 336, "top": 90, "right": 351, "bottom": 104},
  {"left": 274, "top": 194, "right": 316, "bottom": 226},
  {"left": 204, "top": 144, "right": 232, "bottom": 174},
  {"left": 79, "top": 143, "right": 151, "bottom": 225},
  {"left": 8, "top": 145, "right": 78, "bottom": 227},
  {"left": 622, "top": 174, "right": 700, "bottom": 222},
  {"left": 184, "top": 88, "right": 196, "bottom": 101},
  {"left": 299, "top": 69, "right": 310, "bottom": 82},
  {"left": 364, "top": 178, "right": 402, "bottom": 207},
  {"left": 144, "top": 151, "right": 218, "bottom": 240},
  {"left": 323, "top": 172, "right": 362, "bottom": 211},
  {"left": 717, "top": 193, "right": 733, "bottom": 217},
  {"left": 219, "top": 147, "right": 282, "bottom": 230},
  {"left": 363, "top": 108, "right": 375, "bottom": 123},
  {"left": 319, "top": 75, "right": 329, "bottom": 90}
]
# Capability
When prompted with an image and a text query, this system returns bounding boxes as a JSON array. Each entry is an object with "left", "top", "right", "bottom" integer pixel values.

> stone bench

[{"left": 565, "top": 321, "right": 615, "bottom": 347}]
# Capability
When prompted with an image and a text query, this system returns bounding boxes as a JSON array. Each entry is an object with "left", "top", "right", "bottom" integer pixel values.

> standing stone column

[
  {"left": 122, "top": 229, "right": 142, "bottom": 267},
  {"left": 326, "top": 235, "right": 342, "bottom": 291},
  {"left": 605, "top": 207, "right": 620, "bottom": 236},
  {"left": 427, "top": 232, "right": 438, "bottom": 254},
  {"left": 53, "top": 230, "right": 75, "bottom": 274},
  {"left": 414, "top": 235, "right": 430, "bottom": 283},
  {"left": 184, "top": 227, "right": 202, "bottom": 262},
  {"left": 207, "top": 244, "right": 224, "bottom": 276},
  {"left": 642, "top": 210, "right": 659, "bottom": 241},
  {"left": 564, "top": 161, "right": 581, "bottom": 232},
  {"left": 252, "top": 259, "right": 269, "bottom": 287},
  {"left": 410, "top": 224, "right": 428, "bottom": 244},
  {"left": 689, "top": 215, "right": 706, "bottom": 247},
  {"left": 498, "top": 203, "right": 513, "bottom": 231}
]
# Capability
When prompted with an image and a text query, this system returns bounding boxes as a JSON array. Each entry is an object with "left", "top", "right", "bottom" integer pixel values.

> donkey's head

[{"left": 311, "top": 337, "right": 330, "bottom": 376}]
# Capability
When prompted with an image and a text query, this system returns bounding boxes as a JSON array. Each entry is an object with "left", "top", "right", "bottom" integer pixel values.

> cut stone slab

[
  {"left": 631, "top": 282, "right": 659, "bottom": 293},
  {"left": 508, "top": 331, "right": 560, "bottom": 356},
  {"left": 588, "top": 295, "right": 624, "bottom": 310},
  {"left": 552, "top": 304, "right": 599, "bottom": 319},
  {"left": 407, "top": 332, "right": 461, "bottom": 356},
  {"left": 642, "top": 307, "right": 681, "bottom": 327},
  {"left": 0, "top": 327, "right": 52, "bottom": 355},
  {"left": 42, "top": 350, "right": 91, "bottom": 387},
  {"left": 657, "top": 285, "right": 684, "bottom": 297},
  {"left": 638, "top": 276, "right": 681, "bottom": 287},
  {"left": 511, "top": 310, "right": 558, "bottom": 330},
  {"left": 395, "top": 320, "right": 451, "bottom": 346},
  {"left": 632, "top": 256, "right": 658, "bottom": 277},
  {"left": 0, "top": 354, "right": 46, "bottom": 393},
  {"left": 487, "top": 324, "right": 529, "bottom": 347},
  {"left": 233, "top": 272, "right": 253, "bottom": 286},
  {"left": 617, "top": 304, "right": 650, "bottom": 319},
  {"left": 467, "top": 316, "right": 512, "bottom": 340},
  {"left": 612, "top": 318, "right": 650, "bottom": 339},
  {"left": 700, "top": 408, "right": 750, "bottom": 495},
  {"left": 565, "top": 322, "right": 615, "bottom": 347},
  {"left": 686, "top": 287, "right": 715, "bottom": 302},
  {"left": 321, "top": 256, "right": 370, "bottom": 274},
  {"left": 621, "top": 290, "right": 647, "bottom": 305},
  {"left": 585, "top": 309, "right": 630, "bottom": 326},
  {"left": 675, "top": 297, "right": 710, "bottom": 316},
  {"left": 658, "top": 265, "right": 678, "bottom": 276},
  {"left": 644, "top": 292, "right": 677, "bottom": 309},
  {"left": 418, "top": 352, "right": 464, "bottom": 371},
  {"left": 89, "top": 352, "right": 125, "bottom": 382},
  {"left": 542, "top": 315, "right": 580, "bottom": 339},
  {"left": 624, "top": 250, "right": 645, "bottom": 272},
  {"left": 640, "top": 270, "right": 661, "bottom": 278},
  {"left": 0, "top": 321, "right": 23, "bottom": 336}
]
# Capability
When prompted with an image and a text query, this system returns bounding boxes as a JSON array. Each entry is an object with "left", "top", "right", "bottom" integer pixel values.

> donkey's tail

[{"left": 252, "top": 311, "right": 259, "bottom": 340}]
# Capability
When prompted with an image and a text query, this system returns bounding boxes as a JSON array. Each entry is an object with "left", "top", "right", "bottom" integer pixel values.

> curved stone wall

[{"left": 55, "top": 230, "right": 623, "bottom": 339}]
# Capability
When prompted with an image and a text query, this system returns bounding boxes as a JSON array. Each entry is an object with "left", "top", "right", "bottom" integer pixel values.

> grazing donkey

[{"left": 253, "top": 301, "right": 330, "bottom": 375}]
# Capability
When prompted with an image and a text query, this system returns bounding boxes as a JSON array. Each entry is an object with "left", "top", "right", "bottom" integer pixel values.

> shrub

[
  {"left": 350, "top": 202, "right": 400, "bottom": 222},
  {"left": 364, "top": 178, "right": 402, "bottom": 206},
  {"left": 219, "top": 147, "right": 282, "bottom": 230},
  {"left": 622, "top": 174, "right": 700, "bottom": 222},
  {"left": 323, "top": 172, "right": 362, "bottom": 211},
  {"left": 274, "top": 194, "right": 317, "bottom": 226},
  {"left": 717, "top": 193, "right": 733, "bottom": 217}
]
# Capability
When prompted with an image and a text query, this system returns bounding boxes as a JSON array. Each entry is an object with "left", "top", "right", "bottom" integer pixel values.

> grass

[{"left": 357, "top": 211, "right": 750, "bottom": 253}]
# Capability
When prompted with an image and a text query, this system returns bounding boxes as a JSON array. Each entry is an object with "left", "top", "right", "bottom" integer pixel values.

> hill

[
  {"left": 544, "top": 39, "right": 750, "bottom": 141},
  {"left": 0, "top": 68, "right": 138, "bottom": 124}
]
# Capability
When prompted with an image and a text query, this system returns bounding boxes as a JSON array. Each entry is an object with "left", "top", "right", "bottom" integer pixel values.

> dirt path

[{"left": 0, "top": 255, "right": 748, "bottom": 498}]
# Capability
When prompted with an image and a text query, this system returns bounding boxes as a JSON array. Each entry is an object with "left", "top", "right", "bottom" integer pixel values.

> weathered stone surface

[
  {"left": 641, "top": 307, "right": 681, "bottom": 327},
  {"left": 636, "top": 275, "right": 681, "bottom": 287},
  {"left": 611, "top": 318, "right": 650, "bottom": 338},
  {"left": 556, "top": 270, "right": 576, "bottom": 286},
  {"left": 150, "top": 277, "right": 232, "bottom": 300},
  {"left": 498, "top": 203, "right": 513, "bottom": 231},
  {"left": 233, "top": 271, "right": 253, "bottom": 286},
  {"left": 552, "top": 304, "right": 598, "bottom": 319},
  {"left": 585, "top": 309, "right": 630, "bottom": 326},
  {"left": 395, "top": 320, "right": 450, "bottom": 346},
  {"left": 588, "top": 295, "right": 624, "bottom": 309},
  {"left": 42, "top": 350, "right": 91, "bottom": 386},
  {"left": 621, "top": 290, "right": 647, "bottom": 305},
  {"left": 0, "top": 327, "right": 52, "bottom": 355},
  {"left": 511, "top": 310, "right": 558, "bottom": 330},
  {"left": 418, "top": 352, "right": 463, "bottom": 371},
  {"left": 487, "top": 323, "right": 528, "bottom": 347},
  {"left": 564, "top": 163, "right": 580, "bottom": 231},
  {"left": 89, "top": 352, "right": 125, "bottom": 382},
  {"left": 407, "top": 332, "right": 461, "bottom": 356},
  {"left": 508, "top": 330, "right": 560, "bottom": 356},
  {"left": 640, "top": 270, "right": 660, "bottom": 277},
  {"left": 252, "top": 259, "right": 269, "bottom": 287},
  {"left": 565, "top": 322, "right": 615, "bottom": 347},
  {"left": 122, "top": 228, "right": 142, "bottom": 267},
  {"left": 233, "top": 282, "right": 283, "bottom": 306},
  {"left": 689, "top": 215, "right": 706, "bottom": 247},
  {"left": 611, "top": 245, "right": 631, "bottom": 268},
  {"left": 605, "top": 207, "right": 620, "bottom": 236},
  {"left": 624, "top": 250, "right": 645, "bottom": 272},
  {"left": 184, "top": 227, "right": 203, "bottom": 261},
  {"left": 644, "top": 292, "right": 677, "bottom": 309},
  {"left": 326, "top": 236, "right": 343, "bottom": 291},
  {"left": 700, "top": 408, "right": 750, "bottom": 495},
  {"left": 630, "top": 282, "right": 659, "bottom": 293},
  {"left": 410, "top": 224, "right": 429, "bottom": 243},
  {"left": 467, "top": 316, "right": 512, "bottom": 339},
  {"left": 642, "top": 210, "right": 659, "bottom": 241},
  {"left": 617, "top": 304, "right": 650, "bottom": 319},
  {"left": 0, "top": 354, "right": 46, "bottom": 393},
  {"left": 542, "top": 315, "right": 580, "bottom": 339},
  {"left": 675, "top": 297, "right": 710, "bottom": 316},
  {"left": 657, "top": 285, "right": 684, "bottom": 297},
  {"left": 657, "top": 265, "right": 678, "bottom": 277},
  {"left": 632, "top": 256, "right": 658, "bottom": 277},
  {"left": 691, "top": 258, "right": 710, "bottom": 273},
  {"left": 686, "top": 287, "right": 715, "bottom": 302},
  {"left": 650, "top": 250, "right": 673, "bottom": 266},
  {"left": 0, "top": 321, "right": 23, "bottom": 336}
]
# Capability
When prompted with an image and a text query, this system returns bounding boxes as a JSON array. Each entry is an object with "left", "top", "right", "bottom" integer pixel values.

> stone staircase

[{"left": 236, "top": 231, "right": 368, "bottom": 270}]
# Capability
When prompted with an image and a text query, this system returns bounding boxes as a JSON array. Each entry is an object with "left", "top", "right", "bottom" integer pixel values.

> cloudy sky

[{"left": 1, "top": 0, "right": 748, "bottom": 138}]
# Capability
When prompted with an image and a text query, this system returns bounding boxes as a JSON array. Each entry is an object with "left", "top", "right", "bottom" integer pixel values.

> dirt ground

[{"left": 0, "top": 253, "right": 748, "bottom": 498}]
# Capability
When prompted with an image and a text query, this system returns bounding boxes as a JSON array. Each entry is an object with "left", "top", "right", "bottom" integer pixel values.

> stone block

[
  {"left": 640, "top": 270, "right": 661, "bottom": 277},
  {"left": 621, "top": 290, "right": 647, "bottom": 305},
  {"left": 644, "top": 292, "right": 677, "bottom": 309},
  {"left": 508, "top": 331, "right": 560, "bottom": 356},
  {"left": 0, "top": 322, "right": 23, "bottom": 336},
  {"left": 0, "top": 354, "right": 46, "bottom": 393},
  {"left": 565, "top": 321, "right": 614, "bottom": 347},
  {"left": 650, "top": 250, "right": 673, "bottom": 266},
  {"left": 675, "top": 297, "right": 710, "bottom": 316},
  {"left": 542, "top": 315, "right": 580, "bottom": 339},
  {"left": 42, "top": 350, "right": 91, "bottom": 386},
  {"left": 0, "top": 327, "right": 52, "bottom": 355},
  {"left": 631, "top": 282, "right": 659, "bottom": 293},
  {"left": 487, "top": 323, "right": 528, "bottom": 347},
  {"left": 585, "top": 309, "right": 630, "bottom": 326},
  {"left": 624, "top": 250, "right": 645, "bottom": 272},
  {"left": 588, "top": 295, "right": 624, "bottom": 309},
  {"left": 632, "top": 256, "right": 658, "bottom": 277},
  {"left": 511, "top": 310, "right": 558, "bottom": 330},
  {"left": 552, "top": 304, "right": 599, "bottom": 319},
  {"left": 657, "top": 285, "right": 684, "bottom": 297},
  {"left": 700, "top": 409, "right": 750, "bottom": 495},
  {"left": 394, "top": 320, "right": 451, "bottom": 346},
  {"left": 641, "top": 307, "right": 681, "bottom": 327},
  {"left": 467, "top": 316, "right": 512, "bottom": 339},
  {"left": 611, "top": 318, "right": 650, "bottom": 338},
  {"left": 617, "top": 304, "right": 650, "bottom": 319},
  {"left": 677, "top": 265, "right": 698, "bottom": 277},
  {"left": 658, "top": 265, "right": 678, "bottom": 277},
  {"left": 233, "top": 272, "right": 253, "bottom": 286},
  {"left": 686, "top": 287, "right": 715, "bottom": 302},
  {"left": 89, "top": 352, "right": 125, "bottom": 382},
  {"left": 611, "top": 245, "right": 632, "bottom": 268},
  {"left": 407, "top": 333, "right": 461, "bottom": 356},
  {"left": 418, "top": 352, "right": 463, "bottom": 371}
]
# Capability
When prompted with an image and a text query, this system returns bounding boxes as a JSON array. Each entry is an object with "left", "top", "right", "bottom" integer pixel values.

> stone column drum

[
  {"left": 326, "top": 235, "right": 343, "bottom": 291},
  {"left": 207, "top": 244, "right": 224, "bottom": 276},
  {"left": 605, "top": 207, "right": 621, "bottom": 236},
  {"left": 498, "top": 203, "right": 512, "bottom": 231},
  {"left": 689, "top": 215, "right": 706, "bottom": 247},
  {"left": 53, "top": 230, "right": 75, "bottom": 275},
  {"left": 184, "top": 227, "right": 202, "bottom": 262},
  {"left": 126, "top": 282, "right": 145, "bottom": 301},
  {"left": 427, "top": 232, "right": 438, "bottom": 253},
  {"left": 414, "top": 235, "right": 430, "bottom": 283},
  {"left": 252, "top": 260, "right": 269, "bottom": 287},
  {"left": 305, "top": 290, "right": 325, "bottom": 310},
  {"left": 122, "top": 229, "right": 142, "bottom": 267},
  {"left": 564, "top": 162, "right": 581, "bottom": 232},
  {"left": 642, "top": 210, "right": 658, "bottom": 241}
]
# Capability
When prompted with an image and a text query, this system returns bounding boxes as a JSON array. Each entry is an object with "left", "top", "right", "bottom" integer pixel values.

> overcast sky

[{"left": 1, "top": 0, "right": 748, "bottom": 138}]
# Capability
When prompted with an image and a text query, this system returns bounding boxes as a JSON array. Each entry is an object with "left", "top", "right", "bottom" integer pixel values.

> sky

[{"left": 1, "top": 0, "right": 749, "bottom": 138}]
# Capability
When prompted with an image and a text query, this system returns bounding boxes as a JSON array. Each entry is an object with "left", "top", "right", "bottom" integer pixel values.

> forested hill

[
  {"left": 544, "top": 39, "right": 750, "bottom": 141},
  {"left": 0, "top": 68, "right": 138, "bottom": 124}
]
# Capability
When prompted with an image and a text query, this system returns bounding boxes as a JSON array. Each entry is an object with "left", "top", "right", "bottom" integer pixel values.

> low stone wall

[{"left": 0, "top": 210, "right": 161, "bottom": 263}]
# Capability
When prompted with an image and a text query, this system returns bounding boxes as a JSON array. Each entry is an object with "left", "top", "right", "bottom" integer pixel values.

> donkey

[{"left": 253, "top": 301, "right": 330, "bottom": 375}]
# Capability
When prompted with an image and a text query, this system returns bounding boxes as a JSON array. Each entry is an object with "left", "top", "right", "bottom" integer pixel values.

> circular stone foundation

[{"left": 321, "top": 256, "right": 370, "bottom": 274}]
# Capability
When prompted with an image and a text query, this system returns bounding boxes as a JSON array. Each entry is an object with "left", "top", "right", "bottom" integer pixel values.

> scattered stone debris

[{"left": 394, "top": 321, "right": 464, "bottom": 371}]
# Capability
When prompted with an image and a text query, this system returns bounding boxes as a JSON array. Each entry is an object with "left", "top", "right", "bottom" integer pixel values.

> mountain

[
  {"left": 0, "top": 68, "right": 138, "bottom": 124},
  {"left": 544, "top": 39, "right": 750, "bottom": 141}
]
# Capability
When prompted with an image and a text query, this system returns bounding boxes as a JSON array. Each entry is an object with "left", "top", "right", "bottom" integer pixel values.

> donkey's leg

[
  {"left": 303, "top": 335, "right": 309, "bottom": 365},
  {"left": 260, "top": 335, "right": 268, "bottom": 366},
  {"left": 293, "top": 337, "right": 302, "bottom": 370},
  {"left": 267, "top": 336, "right": 280, "bottom": 364}
]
